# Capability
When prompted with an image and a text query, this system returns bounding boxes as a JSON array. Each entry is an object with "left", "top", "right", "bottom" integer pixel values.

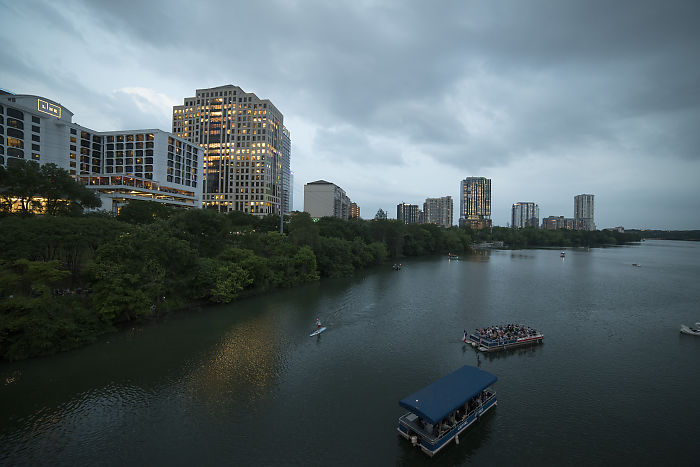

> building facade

[
  {"left": 511, "top": 202, "right": 540, "bottom": 228},
  {"left": 0, "top": 91, "right": 202, "bottom": 212},
  {"left": 173, "top": 85, "right": 286, "bottom": 216},
  {"left": 541, "top": 216, "right": 574, "bottom": 230},
  {"left": 574, "top": 194, "right": 596, "bottom": 231},
  {"left": 304, "top": 180, "right": 350, "bottom": 219},
  {"left": 423, "top": 196, "right": 453, "bottom": 228},
  {"left": 281, "top": 126, "right": 292, "bottom": 215},
  {"left": 349, "top": 202, "right": 360, "bottom": 219},
  {"left": 459, "top": 177, "right": 491, "bottom": 229},
  {"left": 397, "top": 202, "right": 419, "bottom": 224}
]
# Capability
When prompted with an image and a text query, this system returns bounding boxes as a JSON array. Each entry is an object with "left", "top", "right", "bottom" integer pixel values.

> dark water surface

[{"left": 1, "top": 240, "right": 699, "bottom": 466}]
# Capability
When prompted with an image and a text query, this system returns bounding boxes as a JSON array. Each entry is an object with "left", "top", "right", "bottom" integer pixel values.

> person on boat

[
  {"left": 463, "top": 329, "right": 467, "bottom": 343},
  {"left": 316, "top": 317, "right": 321, "bottom": 330}
]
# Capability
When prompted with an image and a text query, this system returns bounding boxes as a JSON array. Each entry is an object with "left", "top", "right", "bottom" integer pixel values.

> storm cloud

[{"left": 2, "top": 0, "right": 699, "bottom": 228}]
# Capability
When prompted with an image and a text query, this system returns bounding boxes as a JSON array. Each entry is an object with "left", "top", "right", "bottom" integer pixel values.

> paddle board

[{"left": 309, "top": 327, "right": 327, "bottom": 337}]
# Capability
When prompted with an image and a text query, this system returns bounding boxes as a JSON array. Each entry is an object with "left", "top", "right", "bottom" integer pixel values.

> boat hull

[
  {"left": 468, "top": 333, "right": 544, "bottom": 352},
  {"left": 398, "top": 395, "right": 497, "bottom": 457},
  {"left": 680, "top": 325, "right": 700, "bottom": 336}
]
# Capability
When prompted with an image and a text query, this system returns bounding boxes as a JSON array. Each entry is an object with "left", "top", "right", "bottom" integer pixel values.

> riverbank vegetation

[
  {"left": 1, "top": 166, "right": 473, "bottom": 360},
  {"left": 468, "top": 226, "right": 642, "bottom": 248}
]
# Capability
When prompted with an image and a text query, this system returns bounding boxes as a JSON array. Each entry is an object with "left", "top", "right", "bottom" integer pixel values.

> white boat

[
  {"left": 680, "top": 323, "right": 700, "bottom": 336},
  {"left": 560, "top": 251, "right": 566, "bottom": 257}
]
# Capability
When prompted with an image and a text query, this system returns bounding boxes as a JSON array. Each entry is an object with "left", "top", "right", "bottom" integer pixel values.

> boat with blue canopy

[{"left": 397, "top": 365, "right": 497, "bottom": 457}]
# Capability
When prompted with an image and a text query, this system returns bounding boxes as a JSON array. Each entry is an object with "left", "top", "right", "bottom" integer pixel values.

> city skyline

[{"left": 2, "top": 0, "right": 699, "bottom": 229}]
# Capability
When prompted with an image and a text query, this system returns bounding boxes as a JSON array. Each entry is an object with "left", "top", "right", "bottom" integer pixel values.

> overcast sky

[{"left": 2, "top": 0, "right": 699, "bottom": 229}]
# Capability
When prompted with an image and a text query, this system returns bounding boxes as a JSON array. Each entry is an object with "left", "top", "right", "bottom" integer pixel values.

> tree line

[
  {"left": 467, "top": 226, "right": 642, "bottom": 248},
  {"left": 0, "top": 161, "right": 474, "bottom": 360}
]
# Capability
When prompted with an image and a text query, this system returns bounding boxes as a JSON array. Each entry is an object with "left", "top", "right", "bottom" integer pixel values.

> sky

[{"left": 1, "top": 0, "right": 699, "bottom": 229}]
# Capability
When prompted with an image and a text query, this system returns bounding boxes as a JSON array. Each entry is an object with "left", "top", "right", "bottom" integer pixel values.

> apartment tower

[
  {"left": 173, "top": 85, "right": 287, "bottom": 216},
  {"left": 397, "top": 202, "right": 419, "bottom": 224},
  {"left": 423, "top": 196, "right": 453, "bottom": 228},
  {"left": 460, "top": 177, "right": 492, "bottom": 229},
  {"left": 574, "top": 194, "right": 596, "bottom": 231},
  {"left": 511, "top": 202, "right": 540, "bottom": 228}
]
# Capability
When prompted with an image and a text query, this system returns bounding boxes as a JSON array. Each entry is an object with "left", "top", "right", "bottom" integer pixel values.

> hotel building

[
  {"left": 173, "top": 85, "right": 288, "bottom": 216},
  {"left": 0, "top": 91, "right": 202, "bottom": 212},
  {"left": 459, "top": 177, "right": 491, "bottom": 229},
  {"left": 574, "top": 194, "right": 596, "bottom": 231},
  {"left": 304, "top": 180, "right": 351, "bottom": 219},
  {"left": 423, "top": 196, "right": 453, "bottom": 228},
  {"left": 511, "top": 202, "right": 540, "bottom": 228}
]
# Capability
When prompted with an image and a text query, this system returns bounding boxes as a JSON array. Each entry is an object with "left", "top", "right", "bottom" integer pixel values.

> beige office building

[
  {"left": 173, "top": 85, "right": 288, "bottom": 216},
  {"left": 304, "top": 180, "right": 351, "bottom": 219}
]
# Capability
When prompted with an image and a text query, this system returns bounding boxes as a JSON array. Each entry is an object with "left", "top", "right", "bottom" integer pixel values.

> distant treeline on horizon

[{"left": 627, "top": 230, "right": 700, "bottom": 241}]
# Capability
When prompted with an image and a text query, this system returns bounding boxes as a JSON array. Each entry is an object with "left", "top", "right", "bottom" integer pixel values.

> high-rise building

[
  {"left": 574, "top": 194, "right": 595, "bottom": 231},
  {"left": 423, "top": 196, "right": 453, "bottom": 228},
  {"left": 397, "top": 202, "right": 419, "bottom": 224},
  {"left": 173, "top": 85, "right": 286, "bottom": 216},
  {"left": 459, "top": 177, "right": 491, "bottom": 229},
  {"left": 281, "top": 126, "right": 291, "bottom": 215},
  {"left": 304, "top": 180, "right": 351, "bottom": 219},
  {"left": 511, "top": 202, "right": 539, "bottom": 228},
  {"left": 349, "top": 202, "right": 360, "bottom": 219},
  {"left": 1, "top": 92, "right": 203, "bottom": 213}
]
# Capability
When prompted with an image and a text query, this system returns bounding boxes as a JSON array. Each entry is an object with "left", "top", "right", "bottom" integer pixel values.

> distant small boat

[
  {"left": 680, "top": 323, "right": 700, "bottom": 336},
  {"left": 632, "top": 263, "right": 641, "bottom": 267},
  {"left": 448, "top": 253, "right": 459, "bottom": 260},
  {"left": 560, "top": 251, "right": 566, "bottom": 257},
  {"left": 393, "top": 263, "right": 402, "bottom": 270}
]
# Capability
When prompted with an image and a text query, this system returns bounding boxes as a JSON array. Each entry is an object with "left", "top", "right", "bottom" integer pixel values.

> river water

[{"left": 1, "top": 240, "right": 699, "bottom": 466}]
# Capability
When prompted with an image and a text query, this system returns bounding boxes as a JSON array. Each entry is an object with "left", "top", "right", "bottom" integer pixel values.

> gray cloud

[{"left": 2, "top": 0, "right": 699, "bottom": 228}]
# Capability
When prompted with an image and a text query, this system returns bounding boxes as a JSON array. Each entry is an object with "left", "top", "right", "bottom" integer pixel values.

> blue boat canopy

[{"left": 399, "top": 365, "right": 497, "bottom": 425}]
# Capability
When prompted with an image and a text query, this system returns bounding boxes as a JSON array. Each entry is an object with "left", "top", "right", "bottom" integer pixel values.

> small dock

[{"left": 468, "top": 324, "right": 543, "bottom": 353}]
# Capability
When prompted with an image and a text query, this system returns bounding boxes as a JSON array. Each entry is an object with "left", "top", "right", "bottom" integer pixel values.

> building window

[
  {"left": 7, "top": 108, "right": 23, "bottom": 120},
  {"left": 7, "top": 118, "right": 23, "bottom": 130},
  {"left": 7, "top": 147, "right": 24, "bottom": 158},
  {"left": 32, "top": 116, "right": 40, "bottom": 124},
  {"left": 32, "top": 134, "right": 40, "bottom": 142},
  {"left": 7, "top": 137, "right": 23, "bottom": 149},
  {"left": 32, "top": 144, "right": 40, "bottom": 151}
]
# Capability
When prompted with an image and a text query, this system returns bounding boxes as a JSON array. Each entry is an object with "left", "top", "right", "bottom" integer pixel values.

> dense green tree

[
  {"left": 0, "top": 159, "right": 43, "bottom": 214},
  {"left": 288, "top": 212, "right": 320, "bottom": 249},
  {"left": 89, "top": 224, "right": 198, "bottom": 322},
  {"left": 117, "top": 199, "right": 174, "bottom": 224},
  {"left": 0, "top": 160, "right": 101, "bottom": 215}
]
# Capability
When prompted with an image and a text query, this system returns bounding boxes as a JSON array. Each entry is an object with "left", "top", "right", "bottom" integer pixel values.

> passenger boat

[
  {"left": 468, "top": 324, "right": 543, "bottom": 353},
  {"left": 397, "top": 365, "right": 497, "bottom": 457},
  {"left": 448, "top": 253, "right": 459, "bottom": 260},
  {"left": 680, "top": 322, "right": 700, "bottom": 336}
]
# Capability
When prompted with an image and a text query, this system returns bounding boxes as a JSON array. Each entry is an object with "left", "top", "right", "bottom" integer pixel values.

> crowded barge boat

[
  {"left": 397, "top": 365, "right": 497, "bottom": 457},
  {"left": 468, "top": 323, "right": 543, "bottom": 353}
]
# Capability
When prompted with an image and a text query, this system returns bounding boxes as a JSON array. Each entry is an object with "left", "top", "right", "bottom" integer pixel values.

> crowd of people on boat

[
  {"left": 415, "top": 389, "right": 493, "bottom": 438},
  {"left": 473, "top": 323, "right": 539, "bottom": 341}
]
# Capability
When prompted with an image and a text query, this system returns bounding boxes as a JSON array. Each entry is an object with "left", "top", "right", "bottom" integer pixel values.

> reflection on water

[
  {"left": 182, "top": 315, "right": 284, "bottom": 413},
  {"left": 1, "top": 241, "right": 699, "bottom": 466}
]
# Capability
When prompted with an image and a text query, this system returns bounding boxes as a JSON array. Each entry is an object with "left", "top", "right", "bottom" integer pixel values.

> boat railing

[
  {"left": 399, "top": 390, "right": 497, "bottom": 444},
  {"left": 469, "top": 333, "right": 542, "bottom": 348}
]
